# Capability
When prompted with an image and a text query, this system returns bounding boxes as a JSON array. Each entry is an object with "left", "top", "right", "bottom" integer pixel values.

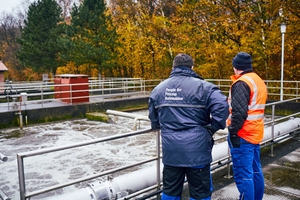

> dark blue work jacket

[{"left": 148, "top": 66, "right": 229, "bottom": 167}]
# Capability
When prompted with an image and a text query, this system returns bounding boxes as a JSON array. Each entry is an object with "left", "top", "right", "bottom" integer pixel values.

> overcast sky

[
  {"left": 0, "top": 0, "right": 35, "bottom": 15},
  {"left": 0, "top": 0, "right": 82, "bottom": 17}
]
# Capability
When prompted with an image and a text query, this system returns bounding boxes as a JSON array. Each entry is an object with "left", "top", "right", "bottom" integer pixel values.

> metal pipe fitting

[{"left": 0, "top": 152, "right": 8, "bottom": 162}]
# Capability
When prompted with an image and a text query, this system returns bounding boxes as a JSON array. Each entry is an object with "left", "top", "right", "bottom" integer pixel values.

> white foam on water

[{"left": 0, "top": 111, "right": 156, "bottom": 200}]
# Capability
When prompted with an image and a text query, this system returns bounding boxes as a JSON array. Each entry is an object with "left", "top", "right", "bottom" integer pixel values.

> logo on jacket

[{"left": 165, "top": 88, "right": 183, "bottom": 100}]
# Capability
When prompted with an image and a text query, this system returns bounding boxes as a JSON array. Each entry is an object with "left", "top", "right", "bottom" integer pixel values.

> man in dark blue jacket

[{"left": 148, "top": 53, "right": 229, "bottom": 200}]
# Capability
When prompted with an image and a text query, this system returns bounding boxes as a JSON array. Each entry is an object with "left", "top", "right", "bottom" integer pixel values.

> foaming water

[{"left": 0, "top": 110, "right": 155, "bottom": 200}]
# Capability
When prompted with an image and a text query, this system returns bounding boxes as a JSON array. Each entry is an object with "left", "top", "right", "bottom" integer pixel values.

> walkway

[
  {"left": 209, "top": 138, "right": 300, "bottom": 200},
  {"left": 0, "top": 93, "right": 149, "bottom": 113},
  {"left": 0, "top": 99, "right": 68, "bottom": 113}
]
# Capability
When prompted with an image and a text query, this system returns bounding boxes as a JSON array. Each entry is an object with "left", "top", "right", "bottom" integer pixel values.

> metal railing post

[
  {"left": 41, "top": 86, "right": 44, "bottom": 108},
  {"left": 140, "top": 78, "right": 143, "bottom": 92},
  {"left": 270, "top": 105, "right": 276, "bottom": 157},
  {"left": 296, "top": 82, "right": 299, "bottom": 101},
  {"left": 156, "top": 130, "right": 161, "bottom": 199},
  {"left": 6, "top": 93, "right": 9, "bottom": 110},
  {"left": 225, "top": 146, "right": 232, "bottom": 179},
  {"left": 17, "top": 154, "right": 26, "bottom": 200}
]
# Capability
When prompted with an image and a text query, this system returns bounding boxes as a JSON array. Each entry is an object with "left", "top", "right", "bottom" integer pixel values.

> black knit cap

[
  {"left": 173, "top": 53, "right": 194, "bottom": 68},
  {"left": 232, "top": 52, "right": 252, "bottom": 70}
]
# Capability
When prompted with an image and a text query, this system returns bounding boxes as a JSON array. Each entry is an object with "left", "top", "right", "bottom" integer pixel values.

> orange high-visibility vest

[{"left": 227, "top": 72, "right": 268, "bottom": 144}]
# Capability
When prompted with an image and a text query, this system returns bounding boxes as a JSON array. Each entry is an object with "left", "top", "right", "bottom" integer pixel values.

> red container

[{"left": 54, "top": 74, "right": 89, "bottom": 103}]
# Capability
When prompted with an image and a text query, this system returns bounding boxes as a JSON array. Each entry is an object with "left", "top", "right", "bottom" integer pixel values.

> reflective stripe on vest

[
  {"left": 227, "top": 72, "right": 267, "bottom": 144},
  {"left": 242, "top": 75, "right": 266, "bottom": 114},
  {"left": 228, "top": 75, "right": 266, "bottom": 121}
]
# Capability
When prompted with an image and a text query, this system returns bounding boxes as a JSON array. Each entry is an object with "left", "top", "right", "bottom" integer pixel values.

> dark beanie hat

[
  {"left": 173, "top": 53, "right": 194, "bottom": 68},
  {"left": 232, "top": 52, "right": 252, "bottom": 70}
]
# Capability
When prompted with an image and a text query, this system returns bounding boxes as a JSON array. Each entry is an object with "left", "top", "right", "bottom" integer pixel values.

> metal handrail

[
  {"left": 0, "top": 78, "right": 152, "bottom": 111},
  {"left": 17, "top": 128, "right": 160, "bottom": 200},
  {"left": 263, "top": 97, "right": 300, "bottom": 157},
  {"left": 1, "top": 79, "right": 300, "bottom": 109}
]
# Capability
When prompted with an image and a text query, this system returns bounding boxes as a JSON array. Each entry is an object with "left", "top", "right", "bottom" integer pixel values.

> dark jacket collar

[
  {"left": 241, "top": 69, "right": 254, "bottom": 75},
  {"left": 170, "top": 66, "right": 204, "bottom": 80}
]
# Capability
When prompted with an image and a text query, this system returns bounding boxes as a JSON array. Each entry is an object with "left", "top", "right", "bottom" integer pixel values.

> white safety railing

[
  {"left": 0, "top": 78, "right": 157, "bottom": 111},
  {"left": 16, "top": 128, "right": 161, "bottom": 200},
  {"left": 207, "top": 79, "right": 300, "bottom": 100},
  {"left": 1, "top": 79, "right": 299, "bottom": 111}
]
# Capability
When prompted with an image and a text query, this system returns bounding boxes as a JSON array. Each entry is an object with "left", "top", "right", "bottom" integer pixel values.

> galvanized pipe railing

[
  {"left": 0, "top": 78, "right": 150, "bottom": 110},
  {"left": 264, "top": 97, "right": 300, "bottom": 157},
  {"left": 1, "top": 79, "right": 300, "bottom": 111},
  {"left": 17, "top": 128, "right": 157, "bottom": 200},
  {"left": 0, "top": 189, "right": 10, "bottom": 200}
]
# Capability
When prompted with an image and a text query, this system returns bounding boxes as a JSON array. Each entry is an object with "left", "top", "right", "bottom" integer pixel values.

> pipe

[
  {"left": 46, "top": 165, "right": 163, "bottom": 200},
  {"left": 0, "top": 189, "right": 11, "bottom": 200},
  {"left": 107, "top": 109, "right": 150, "bottom": 130},
  {"left": 107, "top": 109, "right": 146, "bottom": 120},
  {"left": 263, "top": 117, "right": 300, "bottom": 141},
  {"left": 0, "top": 152, "right": 8, "bottom": 162},
  {"left": 20, "top": 113, "right": 23, "bottom": 130},
  {"left": 133, "top": 116, "right": 150, "bottom": 130},
  {"left": 212, "top": 141, "right": 229, "bottom": 162},
  {"left": 106, "top": 110, "right": 229, "bottom": 133},
  {"left": 44, "top": 187, "right": 97, "bottom": 200},
  {"left": 109, "top": 165, "right": 163, "bottom": 196},
  {"left": 211, "top": 117, "right": 300, "bottom": 164},
  {"left": 46, "top": 117, "right": 300, "bottom": 200},
  {"left": 15, "top": 112, "right": 23, "bottom": 130}
]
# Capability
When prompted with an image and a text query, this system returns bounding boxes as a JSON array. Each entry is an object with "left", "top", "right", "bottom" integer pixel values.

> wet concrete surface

[
  {"left": 137, "top": 137, "right": 300, "bottom": 200},
  {"left": 209, "top": 138, "right": 300, "bottom": 200}
]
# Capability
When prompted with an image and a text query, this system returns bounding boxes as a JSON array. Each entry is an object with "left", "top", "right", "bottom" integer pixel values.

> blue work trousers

[{"left": 228, "top": 137, "right": 264, "bottom": 200}]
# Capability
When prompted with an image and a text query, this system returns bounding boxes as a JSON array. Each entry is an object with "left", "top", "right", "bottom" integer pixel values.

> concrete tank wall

[{"left": 0, "top": 97, "right": 149, "bottom": 129}]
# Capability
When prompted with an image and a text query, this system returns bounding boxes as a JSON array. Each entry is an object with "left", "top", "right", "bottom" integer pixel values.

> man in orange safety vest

[{"left": 227, "top": 52, "right": 268, "bottom": 200}]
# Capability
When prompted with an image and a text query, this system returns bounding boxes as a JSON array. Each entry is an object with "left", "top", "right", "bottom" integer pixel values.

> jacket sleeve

[
  {"left": 206, "top": 85, "right": 229, "bottom": 133},
  {"left": 148, "top": 97, "right": 160, "bottom": 130},
  {"left": 228, "top": 81, "right": 250, "bottom": 135}
]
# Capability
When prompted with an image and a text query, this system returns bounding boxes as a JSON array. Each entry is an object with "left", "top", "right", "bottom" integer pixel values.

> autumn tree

[
  {"left": 110, "top": 0, "right": 177, "bottom": 79},
  {"left": 1, "top": 0, "right": 300, "bottom": 82},
  {"left": 282, "top": 0, "right": 300, "bottom": 80},
  {"left": 17, "top": 0, "right": 64, "bottom": 76},
  {"left": 60, "top": 0, "right": 118, "bottom": 78},
  {"left": 0, "top": 14, "right": 23, "bottom": 80}
]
